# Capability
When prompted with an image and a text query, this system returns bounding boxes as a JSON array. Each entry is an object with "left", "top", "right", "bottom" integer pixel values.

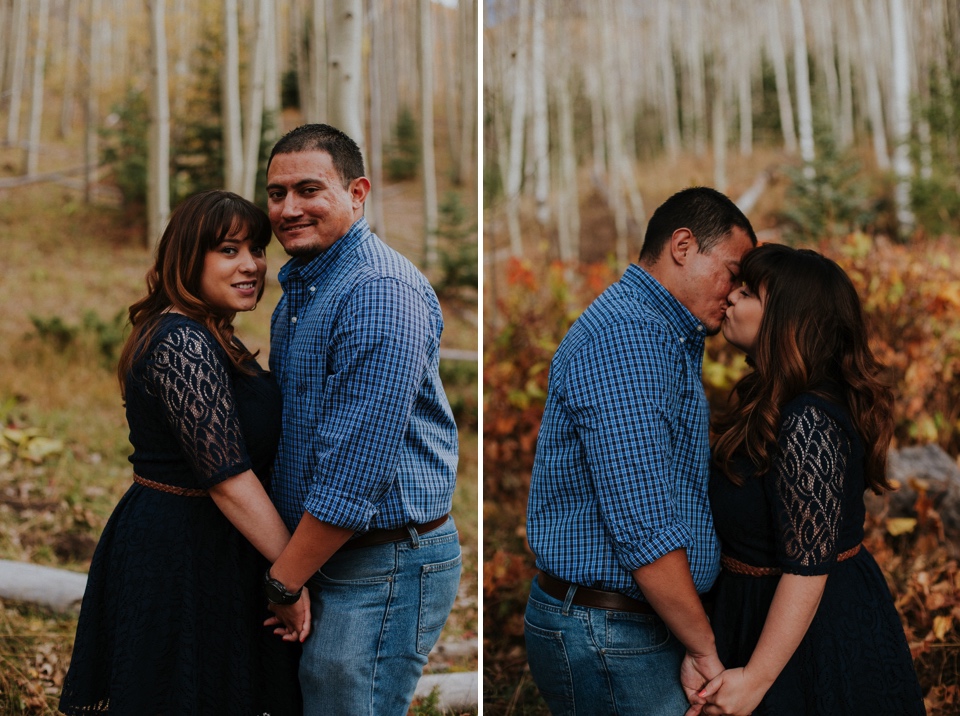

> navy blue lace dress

[
  {"left": 59, "top": 314, "right": 301, "bottom": 716},
  {"left": 709, "top": 393, "right": 925, "bottom": 715}
]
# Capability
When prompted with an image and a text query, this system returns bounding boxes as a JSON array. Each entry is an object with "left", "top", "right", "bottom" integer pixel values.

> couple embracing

[
  {"left": 525, "top": 188, "right": 925, "bottom": 715},
  {"left": 59, "top": 123, "right": 462, "bottom": 716}
]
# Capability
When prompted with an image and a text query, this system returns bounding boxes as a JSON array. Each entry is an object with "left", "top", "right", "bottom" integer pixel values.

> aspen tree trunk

[
  {"left": 765, "top": 0, "right": 796, "bottom": 154},
  {"left": 790, "top": 0, "right": 815, "bottom": 176},
  {"left": 854, "top": 0, "right": 890, "bottom": 169},
  {"left": 147, "top": 0, "right": 171, "bottom": 248},
  {"left": 737, "top": 41, "right": 753, "bottom": 157},
  {"left": 5, "top": 0, "right": 28, "bottom": 147},
  {"left": 310, "top": 0, "right": 325, "bottom": 121},
  {"left": 418, "top": 0, "right": 438, "bottom": 266},
  {"left": 685, "top": 2, "right": 707, "bottom": 155},
  {"left": 457, "top": 0, "right": 477, "bottom": 187},
  {"left": 263, "top": 0, "right": 280, "bottom": 145},
  {"left": 599, "top": 0, "right": 629, "bottom": 265},
  {"left": 554, "top": 47, "right": 579, "bottom": 265},
  {"left": 59, "top": 0, "right": 81, "bottom": 137},
  {"left": 25, "top": 0, "right": 50, "bottom": 176},
  {"left": 84, "top": 0, "right": 102, "bottom": 204},
  {"left": 889, "top": 0, "right": 915, "bottom": 233},
  {"left": 586, "top": 62, "right": 606, "bottom": 185},
  {"left": 658, "top": 3, "right": 680, "bottom": 159},
  {"left": 328, "top": 0, "right": 363, "bottom": 149},
  {"left": 223, "top": 0, "right": 244, "bottom": 193},
  {"left": 0, "top": 0, "right": 9, "bottom": 102},
  {"left": 837, "top": 1, "right": 855, "bottom": 149},
  {"left": 504, "top": 0, "right": 529, "bottom": 257},
  {"left": 530, "top": 0, "right": 549, "bottom": 229},
  {"left": 367, "top": 0, "right": 386, "bottom": 235},
  {"left": 241, "top": 0, "right": 267, "bottom": 200},
  {"left": 441, "top": 9, "right": 460, "bottom": 182}
]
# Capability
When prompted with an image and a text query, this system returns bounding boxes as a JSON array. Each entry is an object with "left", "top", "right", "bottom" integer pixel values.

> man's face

[
  {"left": 678, "top": 227, "right": 755, "bottom": 335},
  {"left": 266, "top": 150, "right": 367, "bottom": 257}
]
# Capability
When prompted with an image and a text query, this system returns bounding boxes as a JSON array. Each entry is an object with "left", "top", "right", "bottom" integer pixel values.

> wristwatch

[{"left": 263, "top": 568, "right": 303, "bottom": 605}]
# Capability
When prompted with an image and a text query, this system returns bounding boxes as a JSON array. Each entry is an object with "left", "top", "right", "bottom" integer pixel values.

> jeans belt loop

[
  {"left": 406, "top": 524, "right": 420, "bottom": 549},
  {"left": 561, "top": 583, "right": 577, "bottom": 616}
]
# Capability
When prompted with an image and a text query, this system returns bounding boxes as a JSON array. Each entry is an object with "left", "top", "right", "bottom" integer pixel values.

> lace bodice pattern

[
  {"left": 128, "top": 316, "right": 252, "bottom": 488},
  {"left": 774, "top": 404, "right": 848, "bottom": 573}
]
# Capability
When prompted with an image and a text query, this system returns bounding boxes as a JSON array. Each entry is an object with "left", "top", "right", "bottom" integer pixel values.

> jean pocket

[
  {"left": 315, "top": 546, "right": 397, "bottom": 585},
  {"left": 523, "top": 618, "right": 575, "bottom": 712},
  {"left": 597, "top": 611, "right": 672, "bottom": 654},
  {"left": 417, "top": 554, "right": 462, "bottom": 655}
]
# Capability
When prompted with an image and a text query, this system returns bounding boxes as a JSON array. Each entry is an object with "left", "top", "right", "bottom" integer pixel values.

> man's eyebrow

[{"left": 266, "top": 177, "right": 324, "bottom": 191}]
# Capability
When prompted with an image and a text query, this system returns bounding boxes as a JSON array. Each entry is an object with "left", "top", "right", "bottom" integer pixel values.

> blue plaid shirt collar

[
  {"left": 621, "top": 263, "right": 707, "bottom": 357},
  {"left": 276, "top": 216, "right": 371, "bottom": 288}
]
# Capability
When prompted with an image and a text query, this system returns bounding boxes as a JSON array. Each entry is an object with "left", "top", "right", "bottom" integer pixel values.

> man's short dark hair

[
  {"left": 639, "top": 186, "right": 756, "bottom": 263},
  {"left": 267, "top": 123, "right": 365, "bottom": 188}
]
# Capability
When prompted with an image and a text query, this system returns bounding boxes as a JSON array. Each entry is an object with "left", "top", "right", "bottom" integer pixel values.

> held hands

[
  {"left": 695, "top": 666, "right": 767, "bottom": 716},
  {"left": 681, "top": 650, "right": 724, "bottom": 716},
  {"left": 264, "top": 589, "right": 312, "bottom": 643}
]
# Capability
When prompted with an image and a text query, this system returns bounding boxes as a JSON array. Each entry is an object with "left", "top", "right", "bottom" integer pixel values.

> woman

[
  {"left": 60, "top": 190, "right": 305, "bottom": 715},
  {"left": 697, "top": 244, "right": 925, "bottom": 715}
]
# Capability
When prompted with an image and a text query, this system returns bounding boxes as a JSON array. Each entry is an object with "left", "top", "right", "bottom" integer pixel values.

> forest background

[
  {"left": 484, "top": 0, "right": 960, "bottom": 714},
  {"left": 0, "top": 0, "right": 479, "bottom": 714}
]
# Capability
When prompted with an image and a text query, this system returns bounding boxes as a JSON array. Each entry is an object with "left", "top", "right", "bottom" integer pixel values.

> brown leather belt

[
  {"left": 341, "top": 515, "right": 450, "bottom": 550},
  {"left": 721, "top": 543, "right": 863, "bottom": 576},
  {"left": 538, "top": 571, "right": 657, "bottom": 615},
  {"left": 134, "top": 473, "right": 209, "bottom": 497}
]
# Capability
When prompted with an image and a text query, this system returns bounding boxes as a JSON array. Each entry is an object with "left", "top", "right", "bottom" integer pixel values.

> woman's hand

[
  {"left": 698, "top": 667, "right": 767, "bottom": 716},
  {"left": 264, "top": 589, "right": 312, "bottom": 643}
]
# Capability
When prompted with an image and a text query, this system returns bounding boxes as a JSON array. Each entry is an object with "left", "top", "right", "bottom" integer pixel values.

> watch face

[{"left": 264, "top": 572, "right": 300, "bottom": 604}]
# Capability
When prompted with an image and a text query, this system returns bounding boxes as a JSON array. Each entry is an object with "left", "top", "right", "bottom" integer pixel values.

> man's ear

[
  {"left": 350, "top": 176, "right": 371, "bottom": 208},
  {"left": 670, "top": 228, "right": 694, "bottom": 266}
]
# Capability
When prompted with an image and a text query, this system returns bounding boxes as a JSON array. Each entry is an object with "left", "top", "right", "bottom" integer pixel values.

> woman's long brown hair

[
  {"left": 712, "top": 244, "right": 894, "bottom": 494},
  {"left": 116, "top": 190, "right": 272, "bottom": 397}
]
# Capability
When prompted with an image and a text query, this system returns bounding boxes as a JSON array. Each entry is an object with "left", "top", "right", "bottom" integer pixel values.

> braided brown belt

[
  {"left": 721, "top": 543, "right": 862, "bottom": 576},
  {"left": 133, "top": 473, "right": 209, "bottom": 497}
]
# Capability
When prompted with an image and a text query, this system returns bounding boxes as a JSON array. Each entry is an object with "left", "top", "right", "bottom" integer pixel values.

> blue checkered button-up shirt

[
  {"left": 527, "top": 264, "right": 720, "bottom": 600},
  {"left": 269, "top": 217, "right": 458, "bottom": 534}
]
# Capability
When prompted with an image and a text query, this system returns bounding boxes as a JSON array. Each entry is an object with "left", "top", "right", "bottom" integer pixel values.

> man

[
  {"left": 261, "top": 123, "right": 462, "bottom": 715},
  {"left": 524, "top": 187, "right": 756, "bottom": 715}
]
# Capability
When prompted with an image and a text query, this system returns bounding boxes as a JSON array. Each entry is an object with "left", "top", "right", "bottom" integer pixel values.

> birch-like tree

[
  {"left": 222, "top": 0, "right": 244, "bottom": 194},
  {"left": 25, "top": 0, "right": 50, "bottom": 176},
  {"left": 418, "top": 0, "right": 438, "bottom": 265},
  {"left": 889, "top": 0, "right": 915, "bottom": 232},
  {"left": 328, "top": 0, "right": 364, "bottom": 149},
  {"left": 147, "top": 0, "right": 171, "bottom": 247}
]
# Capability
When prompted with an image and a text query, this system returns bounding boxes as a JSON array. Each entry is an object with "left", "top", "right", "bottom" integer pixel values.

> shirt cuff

[
  {"left": 613, "top": 522, "right": 693, "bottom": 572},
  {"left": 303, "top": 488, "right": 377, "bottom": 533}
]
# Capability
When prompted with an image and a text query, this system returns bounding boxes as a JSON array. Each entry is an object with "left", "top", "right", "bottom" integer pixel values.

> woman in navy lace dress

[
  {"left": 60, "top": 191, "right": 304, "bottom": 715},
  {"left": 696, "top": 244, "right": 924, "bottom": 715}
]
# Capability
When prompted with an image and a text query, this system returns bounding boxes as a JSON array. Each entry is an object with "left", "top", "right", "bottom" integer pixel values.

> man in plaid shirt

[
  {"left": 261, "top": 124, "right": 461, "bottom": 715},
  {"left": 525, "top": 187, "right": 756, "bottom": 715}
]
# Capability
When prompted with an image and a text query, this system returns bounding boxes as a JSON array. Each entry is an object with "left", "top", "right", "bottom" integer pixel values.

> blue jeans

[
  {"left": 524, "top": 576, "right": 690, "bottom": 716},
  {"left": 299, "top": 517, "right": 462, "bottom": 715}
]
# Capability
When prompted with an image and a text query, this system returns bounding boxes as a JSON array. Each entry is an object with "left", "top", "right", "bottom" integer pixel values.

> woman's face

[
  {"left": 722, "top": 283, "right": 764, "bottom": 356},
  {"left": 198, "top": 223, "right": 267, "bottom": 315}
]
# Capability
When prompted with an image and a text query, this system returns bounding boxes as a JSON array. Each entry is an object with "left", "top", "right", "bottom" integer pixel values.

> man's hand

[
  {"left": 264, "top": 589, "right": 312, "bottom": 643},
  {"left": 681, "top": 650, "right": 724, "bottom": 716}
]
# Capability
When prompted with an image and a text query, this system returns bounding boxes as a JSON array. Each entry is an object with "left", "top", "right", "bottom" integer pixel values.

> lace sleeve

[
  {"left": 141, "top": 323, "right": 252, "bottom": 487},
  {"left": 768, "top": 403, "right": 849, "bottom": 575}
]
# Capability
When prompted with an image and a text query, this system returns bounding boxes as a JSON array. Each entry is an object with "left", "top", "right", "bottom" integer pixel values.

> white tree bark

[
  {"left": 836, "top": 1, "right": 855, "bottom": 149},
  {"left": 554, "top": 43, "right": 579, "bottom": 265},
  {"left": 84, "top": 0, "right": 102, "bottom": 204},
  {"left": 457, "top": 0, "right": 477, "bottom": 187},
  {"left": 418, "top": 0, "right": 438, "bottom": 265},
  {"left": 790, "top": 0, "right": 815, "bottom": 176},
  {"left": 241, "top": 0, "right": 268, "bottom": 201},
  {"left": 263, "top": 0, "right": 280, "bottom": 145},
  {"left": 5, "top": 0, "right": 28, "bottom": 147},
  {"left": 504, "top": 0, "right": 529, "bottom": 257},
  {"left": 59, "top": 0, "right": 81, "bottom": 137},
  {"left": 530, "top": 0, "right": 549, "bottom": 228},
  {"left": 310, "top": 0, "right": 325, "bottom": 122},
  {"left": 328, "top": 0, "right": 364, "bottom": 150},
  {"left": 222, "top": 0, "right": 244, "bottom": 193},
  {"left": 765, "top": 0, "right": 796, "bottom": 154},
  {"left": 367, "top": 0, "right": 386, "bottom": 235},
  {"left": 658, "top": 3, "right": 680, "bottom": 158},
  {"left": 24, "top": 0, "right": 50, "bottom": 176},
  {"left": 854, "top": 0, "right": 890, "bottom": 170},
  {"left": 889, "top": 0, "right": 915, "bottom": 232},
  {"left": 147, "top": 0, "right": 171, "bottom": 248}
]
